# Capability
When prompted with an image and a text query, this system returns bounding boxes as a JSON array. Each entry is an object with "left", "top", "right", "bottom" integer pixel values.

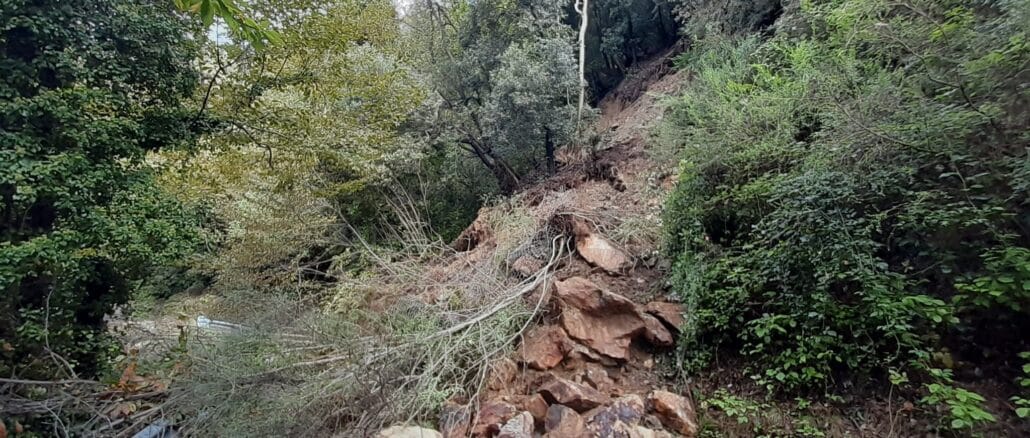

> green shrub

[
  {"left": 662, "top": 0, "right": 1029, "bottom": 397},
  {"left": 0, "top": 1, "right": 207, "bottom": 379}
]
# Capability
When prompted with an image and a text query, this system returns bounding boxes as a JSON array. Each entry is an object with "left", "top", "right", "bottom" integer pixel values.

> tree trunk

[
  {"left": 463, "top": 138, "right": 520, "bottom": 195},
  {"left": 575, "top": 0, "right": 590, "bottom": 131},
  {"left": 491, "top": 159, "right": 520, "bottom": 195},
  {"left": 544, "top": 127, "right": 556, "bottom": 174}
]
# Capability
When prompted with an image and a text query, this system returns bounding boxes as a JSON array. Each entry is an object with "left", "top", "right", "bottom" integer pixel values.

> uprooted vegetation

[{"left": 165, "top": 229, "right": 570, "bottom": 436}]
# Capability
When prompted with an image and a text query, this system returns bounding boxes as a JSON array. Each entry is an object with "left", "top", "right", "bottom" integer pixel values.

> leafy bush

[
  {"left": 662, "top": 0, "right": 1029, "bottom": 398},
  {"left": 0, "top": 1, "right": 207, "bottom": 379}
]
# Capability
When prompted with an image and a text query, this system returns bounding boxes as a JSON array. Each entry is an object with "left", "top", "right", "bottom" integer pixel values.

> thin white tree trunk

[{"left": 575, "top": 0, "right": 589, "bottom": 131}]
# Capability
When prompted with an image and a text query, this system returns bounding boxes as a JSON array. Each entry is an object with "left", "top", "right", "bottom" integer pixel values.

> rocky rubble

[
  {"left": 428, "top": 388, "right": 696, "bottom": 437},
  {"left": 430, "top": 270, "right": 694, "bottom": 437},
  {"left": 419, "top": 62, "right": 694, "bottom": 435}
]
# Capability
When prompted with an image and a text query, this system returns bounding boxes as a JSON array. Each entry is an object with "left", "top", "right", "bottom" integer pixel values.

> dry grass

[{"left": 152, "top": 191, "right": 571, "bottom": 436}]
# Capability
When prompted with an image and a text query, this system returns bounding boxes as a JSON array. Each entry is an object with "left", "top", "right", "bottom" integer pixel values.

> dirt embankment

[{"left": 417, "top": 48, "right": 695, "bottom": 438}]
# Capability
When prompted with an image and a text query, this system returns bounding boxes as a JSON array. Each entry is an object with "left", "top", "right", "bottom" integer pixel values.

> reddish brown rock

[
  {"left": 587, "top": 394, "right": 646, "bottom": 437},
  {"left": 520, "top": 393, "right": 549, "bottom": 427},
  {"left": 472, "top": 400, "right": 517, "bottom": 436},
  {"left": 519, "top": 325, "right": 571, "bottom": 370},
  {"left": 556, "top": 277, "right": 645, "bottom": 360},
  {"left": 538, "top": 377, "right": 609, "bottom": 412},
  {"left": 566, "top": 340, "right": 619, "bottom": 366},
  {"left": 644, "top": 302, "right": 685, "bottom": 331},
  {"left": 439, "top": 402, "right": 470, "bottom": 438},
  {"left": 497, "top": 411, "right": 533, "bottom": 438},
  {"left": 582, "top": 363, "right": 616, "bottom": 394},
  {"left": 572, "top": 220, "right": 631, "bottom": 274},
  {"left": 641, "top": 313, "right": 674, "bottom": 347},
  {"left": 648, "top": 390, "right": 698, "bottom": 437},
  {"left": 486, "top": 358, "right": 519, "bottom": 392},
  {"left": 544, "top": 404, "right": 586, "bottom": 437},
  {"left": 556, "top": 277, "right": 638, "bottom": 312}
]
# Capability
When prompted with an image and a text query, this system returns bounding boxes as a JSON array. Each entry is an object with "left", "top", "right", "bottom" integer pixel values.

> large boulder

[
  {"left": 538, "top": 377, "right": 609, "bottom": 412},
  {"left": 555, "top": 277, "right": 673, "bottom": 360},
  {"left": 648, "top": 390, "right": 698, "bottom": 437}
]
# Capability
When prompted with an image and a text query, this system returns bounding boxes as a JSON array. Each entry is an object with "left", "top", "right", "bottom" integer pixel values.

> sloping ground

[{"left": 402, "top": 50, "right": 697, "bottom": 438}]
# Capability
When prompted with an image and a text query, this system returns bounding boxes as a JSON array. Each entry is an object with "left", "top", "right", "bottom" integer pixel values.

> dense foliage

[
  {"left": 0, "top": 0, "right": 207, "bottom": 379},
  {"left": 662, "top": 0, "right": 1029, "bottom": 429},
  {"left": 404, "top": 0, "right": 579, "bottom": 195}
]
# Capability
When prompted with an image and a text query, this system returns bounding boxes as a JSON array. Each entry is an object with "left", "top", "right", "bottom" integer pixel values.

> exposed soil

[{"left": 428, "top": 44, "right": 1030, "bottom": 438}]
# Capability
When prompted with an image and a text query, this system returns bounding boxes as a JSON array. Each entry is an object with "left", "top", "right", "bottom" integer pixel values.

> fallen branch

[{"left": 0, "top": 378, "right": 101, "bottom": 386}]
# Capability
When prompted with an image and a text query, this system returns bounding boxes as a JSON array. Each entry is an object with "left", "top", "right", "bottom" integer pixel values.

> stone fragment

[
  {"left": 573, "top": 220, "right": 631, "bottom": 274},
  {"left": 526, "top": 393, "right": 550, "bottom": 426},
  {"left": 586, "top": 394, "right": 646, "bottom": 437},
  {"left": 544, "top": 404, "right": 586, "bottom": 437},
  {"left": 376, "top": 426, "right": 443, "bottom": 438},
  {"left": 644, "top": 302, "right": 685, "bottom": 331},
  {"left": 519, "top": 325, "right": 571, "bottom": 370},
  {"left": 497, "top": 411, "right": 533, "bottom": 438},
  {"left": 641, "top": 313, "right": 674, "bottom": 347},
  {"left": 471, "top": 400, "right": 517, "bottom": 436},
  {"left": 487, "top": 358, "right": 519, "bottom": 392},
  {"left": 582, "top": 363, "right": 616, "bottom": 394},
  {"left": 648, "top": 390, "right": 698, "bottom": 437},
  {"left": 538, "top": 377, "right": 609, "bottom": 412}
]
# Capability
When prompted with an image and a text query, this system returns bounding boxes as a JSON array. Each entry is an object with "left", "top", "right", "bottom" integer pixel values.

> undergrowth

[
  {"left": 154, "top": 198, "right": 565, "bottom": 435},
  {"left": 662, "top": 0, "right": 1029, "bottom": 434}
]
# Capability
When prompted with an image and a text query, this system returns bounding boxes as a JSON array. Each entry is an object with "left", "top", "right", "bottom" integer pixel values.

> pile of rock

[
  {"left": 408, "top": 384, "right": 696, "bottom": 437},
  {"left": 410, "top": 276, "right": 696, "bottom": 437},
  {"left": 378, "top": 224, "right": 697, "bottom": 437}
]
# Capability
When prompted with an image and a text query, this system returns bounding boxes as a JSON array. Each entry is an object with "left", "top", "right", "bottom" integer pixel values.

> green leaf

[{"left": 200, "top": 0, "right": 214, "bottom": 26}]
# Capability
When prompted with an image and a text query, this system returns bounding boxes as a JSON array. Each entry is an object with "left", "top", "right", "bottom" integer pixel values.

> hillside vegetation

[
  {"left": 662, "top": 0, "right": 1029, "bottom": 433},
  {"left": 0, "top": 0, "right": 1027, "bottom": 436}
]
